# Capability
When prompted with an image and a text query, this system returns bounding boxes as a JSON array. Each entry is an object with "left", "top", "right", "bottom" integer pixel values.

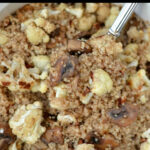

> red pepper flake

[
  {"left": 1, "top": 82, "right": 11, "bottom": 86},
  {"left": 90, "top": 71, "right": 94, "bottom": 81},
  {"left": 18, "top": 81, "right": 31, "bottom": 89}
]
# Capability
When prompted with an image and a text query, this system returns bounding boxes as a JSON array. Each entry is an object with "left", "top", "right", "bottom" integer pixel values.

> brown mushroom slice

[
  {"left": 108, "top": 103, "right": 138, "bottom": 127},
  {"left": 67, "top": 39, "right": 91, "bottom": 53},
  {"left": 85, "top": 132, "right": 119, "bottom": 150},
  {"left": 41, "top": 127, "right": 64, "bottom": 145},
  {"left": 50, "top": 55, "right": 78, "bottom": 86},
  {"left": 0, "top": 122, "right": 16, "bottom": 150}
]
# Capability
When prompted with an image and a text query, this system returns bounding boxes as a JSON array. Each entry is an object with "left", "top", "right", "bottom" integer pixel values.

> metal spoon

[{"left": 108, "top": 3, "right": 138, "bottom": 37}]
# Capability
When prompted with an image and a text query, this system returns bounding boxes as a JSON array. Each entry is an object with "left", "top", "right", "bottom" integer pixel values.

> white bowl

[
  {"left": 0, "top": 3, "right": 150, "bottom": 22},
  {"left": 0, "top": 3, "right": 150, "bottom": 24}
]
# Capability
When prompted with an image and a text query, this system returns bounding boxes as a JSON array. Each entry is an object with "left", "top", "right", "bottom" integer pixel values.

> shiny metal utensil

[{"left": 108, "top": 3, "right": 138, "bottom": 37}]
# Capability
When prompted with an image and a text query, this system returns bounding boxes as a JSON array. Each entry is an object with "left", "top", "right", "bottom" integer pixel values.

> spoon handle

[{"left": 108, "top": 3, "right": 138, "bottom": 37}]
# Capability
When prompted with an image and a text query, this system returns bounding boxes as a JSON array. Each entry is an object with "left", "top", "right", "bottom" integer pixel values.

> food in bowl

[{"left": 0, "top": 3, "right": 150, "bottom": 150}]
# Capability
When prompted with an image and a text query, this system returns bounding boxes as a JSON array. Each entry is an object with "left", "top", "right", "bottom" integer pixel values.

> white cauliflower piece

[
  {"left": 76, "top": 144, "right": 95, "bottom": 150},
  {"left": 127, "top": 26, "right": 144, "bottom": 42},
  {"left": 0, "top": 56, "right": 34, "bottom": 92},
  {"left": 80, "top": 92, "right": 93, "bottom": 104},
  {"left": 140, "top": 95, "right": 148, "bottom": 104},
  {"left": 9, "top": 101, "right": 46, "bottom": 144},
  {"left": 31, "top": 81, "right": 48, "bottom": 93},
  {"left": 50, "top": 83, "right": 69, "bottom": 110},
  {"left": 96, "top": 6, "right": 110, "bottom": 22},
  {"left": 21, "top": 19, "right": 34, "bottom": 31},
  {"left": 57, "top": 3, "right": 67, "bottom": 11},
  {"left": 91, "top": 69, "right": 113, "bottom": 96},
  {"left": 86, "top": 3, "right": 98, "bottom": 13},
  {"left": 34, "top": 17, "right": 56, "bottom": 34},
  {"left": 31, "top": 55, "right": 50, "bottom": 80},
  {"left": 34, "top": 17, "right": 46, "bottom": 27},
  {"left": 40, "top": 8, "right": 49, "bottom": 19},
  {"left": 78, "top": 15, "right": 96, "bottom": 31},
  {"left": 65, "top": 7, "right": 83, "bottom": 18},
  {"left": 8, "top": 140, "right": 22, "bottom": 150},
  {"left": 57, "top": 113, "right": 76, "bottom": 125},
  {"left": 105, "top": 6, "right": 119, "bottom": 28},
  {"left": 124, "top": 43, "right": 138, "bottom": 55},
  {"left": 26, "top": 24, "right": 49, "bottom": 45},
  {"left": 142, "top": 129, "right": 150, "bottom": 143},
  {"left": 0, "top": 30, "right": 9, "bottom": 45},
  {"left": 50, "top": 97, "right": 69, "bottom": 110},
  {"left": 140, "top": 142, "right": 150, "bottom": 150},
  {"left": 92, "top": 28, "right": 108, "bottom": 38},
  {"left": 128, "top": 69, "right": 150, "bottom": 90},
  {"left": 53, "top": 83, "right": 67, "bottom": 98},
  {"left": 32, "top": 55, "right": 50, "bottom": 72}
]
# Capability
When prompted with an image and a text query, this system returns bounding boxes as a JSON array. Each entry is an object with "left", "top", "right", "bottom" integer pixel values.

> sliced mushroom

[
  {"left": 50, "top": 55, "right": 78, "bottom": 86},
  {"left": 67, "top": 39, "right": 91, "bottom": 53},
  {"left": 85, "top": 132, "right": 119, "bottom": 150},
  {"left": 41, "top": 127, "right": 64, "bottom": 145},
  {"left": 108, "top": 103, "right": 138, "bottom": 127},
  {"left": 0, "top": 122, "right": 16, "bottom": 150}
]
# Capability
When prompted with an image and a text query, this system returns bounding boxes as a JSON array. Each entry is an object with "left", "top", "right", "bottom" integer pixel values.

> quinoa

[{"left": 0, "top": 3, "right": 150, "bottom": 150}]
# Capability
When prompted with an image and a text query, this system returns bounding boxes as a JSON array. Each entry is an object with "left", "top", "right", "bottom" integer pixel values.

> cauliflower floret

[
  {"left": 128, "top": 69, "right": 150, "bottom": 90},
  {"left": 140, "top": 95, "right": 148, "bottom": 104},
  {"left": 40, "top": 8, "right": 49, "bottom": 19},
  {"left": 57, "top": 3, "right": 67, "bottom": 11},
  {"left": 92, "top": 28, "right": 108, "bottom": 38},
  {"left": 75, "top": 3, "right": 83, "bottom": 8},
  {"left": 0, "top": 30, "right": 9, "bottom": 45},
  {"left": 34, "top": 17, "right": 56, "bottom": 34},
  {"left": 105, "top": 6, "right": 120, "bottom": 28},
  {"left": 31, "top": 81, "right": 48, "bottom": 93},
  {"left": 8, "top": 140, "right": 22, "bottom": 150},
  {"left": 0, "top": 56, "right": 34, "bottom": 92},
  {"left": 32, "top": 55, "right": 50, "bottom": 72},
  {"left": 76, "top": 144, "right": 95, "bottom": 150},
  {"left": 91, "top": 69, "right": 113, "bottom": 96},
  {"left": 31, "top": 55, "right": 50, "bottom": 80},
  {"left": 57, "top": 113, "right": 76, "bottom": 125},
  {"left": 50, "top": 98, "right": 69, "bottom": 110},
  {"left": 143, "top": 27, "right": 150, "bottom": 42},
  {"left": 124, "top": 43, "right": 138, "bottom": 55},
  {"left": 127, "top": 26, "right": 144, "bottom": 42},
  {"left": 65, "top": 7, "right": 83, "bottom": 18},
  {"left": 86, "top": 3, "right": 98, "bottom": 13},
  {"left": 140, "top": 142, "right": 150, "bottom": 150},
  {"left": 89, "top": 35, "right": 123, "bottom": 55},
  {"left": 21, "top": 19, "right": 34, "bottom": 31},
  {"left": 50, "top": 83, "right": 69, "bottom": 110},
  {"left": 53, "top": 83, "right": 67, "bottom": 98},
  {"left": 78, "top": 15, "right": 96, "bottom": 31},
  {"left": 9, "top": 101, "right": 46, "bottom": 144},
  {"left": 142, "top": 129, "right": 150, "bottom": 143},
  {"left": 96, "top": 6, "right": 110, "bottom": 22},
  {"left": 145, "top": 44, "right": 150, "bottom": 62},
  {"left": 34, "top": 17, "right": 46, "bottom": 27},
  {"left": 119, "top": 54, "right": 135, "bottom": 64},
  {"left": 25, "top": 24, "right": 49, "bottom": 45},
  {"left": 80, "top": 92, "right": 93, "bottom": 104}
]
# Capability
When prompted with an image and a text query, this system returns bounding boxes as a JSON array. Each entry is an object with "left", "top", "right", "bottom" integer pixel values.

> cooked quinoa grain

[{"left": 0, "top": 3, "right": 150, "bottom": 150}]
